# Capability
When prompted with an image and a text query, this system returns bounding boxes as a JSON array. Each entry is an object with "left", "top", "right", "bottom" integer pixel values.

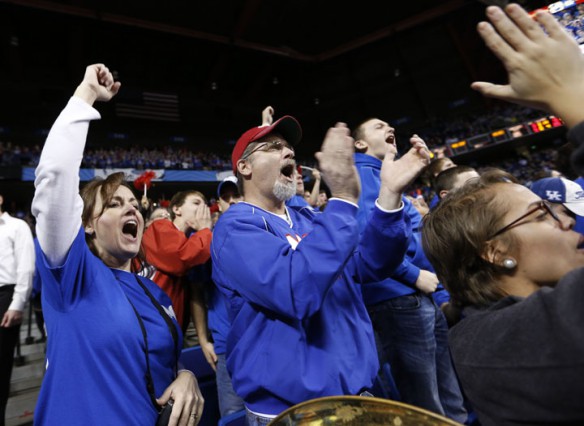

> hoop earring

[{"left": 503, "top": 258, "right": 517, "bottom": 269}]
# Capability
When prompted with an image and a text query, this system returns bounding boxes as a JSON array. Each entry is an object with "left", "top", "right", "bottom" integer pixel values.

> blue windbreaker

[
  {"left": 211, "top": 198, "right": 410, "bottom": 414},
  {"left": 355, "top": 153, "right": 449, "bottom": 306}
]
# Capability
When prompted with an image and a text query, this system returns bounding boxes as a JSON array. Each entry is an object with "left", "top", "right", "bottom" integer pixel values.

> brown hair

[
  {"left": 169, "top": 190, "right": 207, "bottom": 220},
  {"left": 422, "top": 179, "right": 516, "bottom": 308},
  {"left": 351, "top": 118, "right": 377, "bottom": 154},
  {"left": 419, "top": 157, "right": 457, "bottom": 188},
  {"left": 479, "top": 167, "right": 519, "bottom": 184},
  {"left": 434, "top": 165, "right": 478, "bottom": 195},
  {"left": 80, "top": 172, "right": 135, "bottom": 258}
]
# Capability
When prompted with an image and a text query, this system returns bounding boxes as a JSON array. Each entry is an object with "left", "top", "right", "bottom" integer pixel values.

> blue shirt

[
  {"left": 285, "top": 194, "right": 309, "bottom": 207},
  {"left": 211, "top": 199, "right": 410, "bottom": 414},
  {"left": 34, "top": 228, "right": 182, "bottom": 425}
]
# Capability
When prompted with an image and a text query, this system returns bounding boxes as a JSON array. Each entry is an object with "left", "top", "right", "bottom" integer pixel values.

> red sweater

[{"left": 140, "top": 219, "right": 212, "bottom": 330}]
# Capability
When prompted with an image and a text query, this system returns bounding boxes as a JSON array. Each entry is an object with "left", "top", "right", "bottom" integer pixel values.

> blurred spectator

[
  {"left": 0, "top": 194, "right": 35, "bottom": 425},
  {"left": 145, "top": 206, "right": 171, "bottom": 228},
  {"left": 529, "top": 176, "right": 584, "bottom": 235},
  {"left": 316, "top": 189, "right": 329, "bottom": 211},
  {"left": 434, "top": 166, "right": 480, "bottom": 200}
]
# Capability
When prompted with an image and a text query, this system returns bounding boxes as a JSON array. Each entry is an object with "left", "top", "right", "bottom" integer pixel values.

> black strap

[
  {"left": 134, "top": 276, "right": 179, "bottom": 371},
  {"left": 122, "top": 275, "right": 180, "bottom": 411},
  {"left": 125, "top": 298, "right": 160, "bottom": 409}
]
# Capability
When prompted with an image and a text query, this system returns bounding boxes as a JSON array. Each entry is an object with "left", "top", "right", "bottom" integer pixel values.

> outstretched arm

[
  {"left": 32, "top": 64, "right": 120, "bottom": 266},
  {"left": 189, "top": 281, "right": 218, "bottom": 371},
  {"left": 308, "top": 169, "right": 321, "bottom": 207},
  {"left": 261, "top": 106, "right": 274, "bottom": 126},
  {"left": 471, "top": 4, "right": 584, "bottom": 128}
]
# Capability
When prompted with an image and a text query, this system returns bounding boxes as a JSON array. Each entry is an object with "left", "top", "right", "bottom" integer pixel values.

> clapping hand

[
  {"left": 315, "top": 123, "right": 360, "bottom": 204},
  {"left": 377, "top": 134, "right": 431, "bottom": 210}
]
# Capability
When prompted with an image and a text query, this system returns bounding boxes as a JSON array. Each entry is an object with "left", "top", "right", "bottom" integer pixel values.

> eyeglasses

[
  {"left": 489, "top": 200, "right": 561, "bottom": 239},
  {"left": 242, "top": 140, "right": 294, "bottom": 159}
]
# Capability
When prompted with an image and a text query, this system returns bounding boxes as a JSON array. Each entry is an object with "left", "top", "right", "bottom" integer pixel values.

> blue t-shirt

[{"left": 34, "top": 228, "right": 182, "bottom": 425}]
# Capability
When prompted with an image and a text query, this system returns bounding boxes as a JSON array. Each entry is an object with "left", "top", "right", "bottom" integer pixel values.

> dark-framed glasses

[
  {"left": 242, "top": 140, "right": 293, "bottom": 159},
  {"left": 489, "top": 200, "right": 561, "bottom": 239}
]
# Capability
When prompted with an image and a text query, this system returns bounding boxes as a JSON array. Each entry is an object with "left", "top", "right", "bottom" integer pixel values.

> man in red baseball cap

[
  {"left": 212, "top": 111, "right": 431, "bottom": 423},
  {"left": 231, "top": 115, "right": 302, "bottom": 174}
]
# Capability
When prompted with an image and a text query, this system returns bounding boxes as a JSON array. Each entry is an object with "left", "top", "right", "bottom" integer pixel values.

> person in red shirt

[{"left": 139, "top": 190, "right": 212, "bottom": 331}]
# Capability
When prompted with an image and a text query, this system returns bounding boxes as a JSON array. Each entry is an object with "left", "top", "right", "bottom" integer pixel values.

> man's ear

[
  {"left": 354, "top": 139, "right": 368, "bottom": 152},
  {"left": 237, "top": 159, "right": 252, "bottom": 177},
  {"left": 172, "top": 204, "right": 182, "bottom": 218}
]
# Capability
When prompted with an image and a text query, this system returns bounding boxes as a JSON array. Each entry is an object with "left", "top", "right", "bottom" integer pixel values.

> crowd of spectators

[
  {"left": 0, "top": 104, "right": 551, "bottom": 171},
  {"left": 0, "top": 142, "right": 234, "bottom": 171},
  {"left": 406, "top": 144, "right": 568, "bottom": 202},
  {"left": 415, "top": 103, "right": 547, "bottom": 148},
  {"left": 0, "top": 142, "right": 41, "bottom": 168},
  {"left": 80, "top": 146, "right": 232, "bottom": 170},
  {"left": 6, "top": 5, "right": 584, "bottom": 426},
  {"left": 3, "top": 104, "right": 571, "bottom": 224}
]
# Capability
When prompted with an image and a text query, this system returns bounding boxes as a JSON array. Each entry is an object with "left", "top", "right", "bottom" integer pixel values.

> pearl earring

[{"left": 503, "top": 258, "right": 517, "bottom": 269}]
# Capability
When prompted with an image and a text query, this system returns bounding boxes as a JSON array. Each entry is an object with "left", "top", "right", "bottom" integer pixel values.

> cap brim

[
  {"left": 564, "top": 202, "right": 584, "bottom": 217},
  {"left": 271, "top": 115, "right": 302, "bottom": 146}
]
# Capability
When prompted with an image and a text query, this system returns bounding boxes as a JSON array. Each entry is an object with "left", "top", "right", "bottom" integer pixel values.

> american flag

[{"left": 115, "top": 90, "right": 180, "bottom": 122}]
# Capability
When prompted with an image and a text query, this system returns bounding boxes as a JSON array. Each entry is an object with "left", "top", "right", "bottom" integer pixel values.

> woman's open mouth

[{"left": 122, "top": 220, "right": 138, "bottom": 239}]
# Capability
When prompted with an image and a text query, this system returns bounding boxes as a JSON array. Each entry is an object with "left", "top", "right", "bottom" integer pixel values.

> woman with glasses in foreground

[
  {"left": 421, "top": 3, "right": 584, "bottom": 424},
  {"left": 423, "top": 176, "right": 584, "bottom": 423}
]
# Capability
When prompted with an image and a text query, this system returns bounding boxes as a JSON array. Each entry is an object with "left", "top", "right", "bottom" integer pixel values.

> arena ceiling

[{"left": 0, "top": 0, "right": 550, "bottom": 155}]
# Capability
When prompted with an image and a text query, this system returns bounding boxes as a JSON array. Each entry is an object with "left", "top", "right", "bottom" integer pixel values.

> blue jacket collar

[{"left": 354, "top": 152, "right": 382, "bottom": 168}]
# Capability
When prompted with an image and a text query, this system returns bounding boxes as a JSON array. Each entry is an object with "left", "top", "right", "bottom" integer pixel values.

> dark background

[{"left": 0, "top": 0, "right": 557, "bottom": 206}]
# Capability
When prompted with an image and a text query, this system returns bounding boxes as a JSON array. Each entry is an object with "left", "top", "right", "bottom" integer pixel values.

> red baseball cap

[{"left": 231, "top": 115, "right": 302, "bottom": 173}]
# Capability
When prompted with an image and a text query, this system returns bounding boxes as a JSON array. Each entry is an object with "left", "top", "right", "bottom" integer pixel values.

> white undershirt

[{"left": 32, "top": 96, "right": 100, "bottom": 267}]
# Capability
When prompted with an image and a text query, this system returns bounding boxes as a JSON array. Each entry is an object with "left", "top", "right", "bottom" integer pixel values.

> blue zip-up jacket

[
  {"left": 354, "top": 153, "right": 449, "bottom": 306},
  {"left": 211, "top": 199, "right": 410, "bottom": 415},
  {"left": 429, "top": 193, "right": 441, "bottom": 210},
  {"left": 285, "top": 194, "right": 309, "bottom": 207}
]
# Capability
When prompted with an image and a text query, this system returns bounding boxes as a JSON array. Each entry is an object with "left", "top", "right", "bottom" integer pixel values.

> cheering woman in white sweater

[{"left": 32, "top": 64, "right": 203, "bottom": 426}]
